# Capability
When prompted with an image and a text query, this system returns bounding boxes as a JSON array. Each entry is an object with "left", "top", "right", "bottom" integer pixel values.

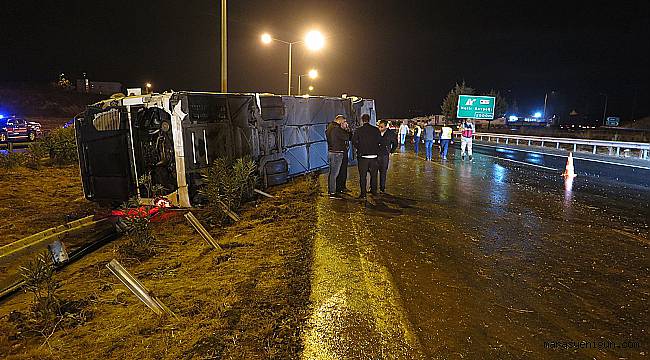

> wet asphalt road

[{"left": 304, "top": 145, "right": 649, "bottom": 359}]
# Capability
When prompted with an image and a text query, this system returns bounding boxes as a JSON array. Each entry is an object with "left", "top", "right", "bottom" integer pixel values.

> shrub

[
  {"left": 118, "top": 197, "right": 157, "bottom": 260},
  {"left": 201, "top": 156, "right": 258, "bottom": 221},
  {"left": 0, "top": 151, "right": 25, "bottom": 169},
  {"left": 138, "top": 174, "right": 166, "bottom": 198},
  {"left": 15, "top": 253, "right": 92, "bottom": 338},
  {"left": 42, "top": 127, "right": 78, "bottom": 165},
  {"left": 20, "top": 252, "right": 60, "bottom": 326},
  {"left": 25, "top": 141, "right": 47, "bottom": 169}
]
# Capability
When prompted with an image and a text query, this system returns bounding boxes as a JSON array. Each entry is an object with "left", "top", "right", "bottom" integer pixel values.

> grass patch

[{"left": 0, "top": 176, "right": 320, "bottom": 359}]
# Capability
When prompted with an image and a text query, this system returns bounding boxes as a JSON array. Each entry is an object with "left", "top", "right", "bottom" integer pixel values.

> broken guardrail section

[
  {"left": 216, "top": 199, "right": 241, "bottom": 222},
  {"left": 0, "top": 215, "right": 107, "bottom": 259},
  {"left": 253, "top": 188, "right": 275, "bottom": 198},
  {"left": 106, "top": 259, "right": 177, "bottom": 318},
  {"left": 184, "top": 212, "right": 222, "bottom": 251}
]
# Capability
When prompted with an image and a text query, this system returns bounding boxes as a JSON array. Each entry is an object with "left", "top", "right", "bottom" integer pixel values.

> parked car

[{"left": 0, "top": 115, "right": 42, "bottom": 143}]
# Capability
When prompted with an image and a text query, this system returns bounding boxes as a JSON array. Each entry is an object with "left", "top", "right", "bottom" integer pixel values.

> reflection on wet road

[{"left": 304, "top": 146, "right": 649, "bottom": 359}]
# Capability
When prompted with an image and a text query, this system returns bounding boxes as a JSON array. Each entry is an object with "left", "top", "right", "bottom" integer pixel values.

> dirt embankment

[
  {"left": 0, "top": 165, "right": 99, "bottom": 247},
  {"left": 0, "top": 83, "right": 107, "bottom": 130},
  {"left": 0, "top": 176, "right": 319, "bottom": 359},
  {"left": 0, "top": 84, "right": 105, "bottom": 117}
]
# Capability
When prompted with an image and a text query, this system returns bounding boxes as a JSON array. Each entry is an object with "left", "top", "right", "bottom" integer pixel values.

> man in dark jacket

[
  {"left": 335, "top": 119, "right": 352, "bottom": 193},
  {"left": 326, "top": 115, "right": 349, "bottom": 198},
  {"left": 377, "top": 120, "right": 398, "bottom": 193},
  {"left": 352, "top": 114, "right": 381, "bottom": 198}
]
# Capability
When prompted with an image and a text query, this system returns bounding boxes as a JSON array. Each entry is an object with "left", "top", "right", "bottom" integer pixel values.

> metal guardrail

[{"left": 460, "top": 132, "right": 650, "bottom": 159}]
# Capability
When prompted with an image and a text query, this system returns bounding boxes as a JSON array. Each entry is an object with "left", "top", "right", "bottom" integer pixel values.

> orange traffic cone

[{"left": 563, "top": 152, "right": 577, "bottom": 178}]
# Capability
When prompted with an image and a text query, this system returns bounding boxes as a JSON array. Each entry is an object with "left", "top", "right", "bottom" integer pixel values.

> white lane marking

[
  {"left": 475, "top": 143, "right": 650, "bottom": 170},
  {"left": 480, "top": 153, "right": 559, "bottom": 171}
]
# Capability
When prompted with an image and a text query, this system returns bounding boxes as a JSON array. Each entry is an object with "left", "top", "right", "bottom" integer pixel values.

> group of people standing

[
  {"left": 398, "top": 119, "right": 475, "bottom": 161},
  {"left": 326, "top": 115, "right": 476, "bottom": 199},
  {"left": 326, "top": 114, "right": 397, "bottom": 199}
]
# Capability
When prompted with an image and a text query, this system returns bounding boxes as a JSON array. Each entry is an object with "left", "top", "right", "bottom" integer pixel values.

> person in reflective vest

[
  {"left": 439, "top": 123, "right": 453, "bottom": 160},
  {"left": 412, "top": 123, "right": 422, "bottom": 154},
  {"left": 461, "top": 119, "right": 475, "bottom": 161}
]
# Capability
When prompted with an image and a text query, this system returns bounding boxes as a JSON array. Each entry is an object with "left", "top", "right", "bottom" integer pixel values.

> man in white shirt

[{"left": 398, "top": 121, "right": 409, "bottom": 146}]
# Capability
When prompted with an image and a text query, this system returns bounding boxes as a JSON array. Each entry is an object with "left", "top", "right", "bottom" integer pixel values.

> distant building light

[
  {"left": 534, "top": 112, "right": 542, "bottom": 118},
  {"left": 508, "top": 115, "right": 518, "bottom": 122}
]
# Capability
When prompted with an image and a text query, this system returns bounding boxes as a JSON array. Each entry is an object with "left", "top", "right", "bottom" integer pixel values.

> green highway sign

[{"left": 457, "top": 95, "right": 496, "bottom": 119}]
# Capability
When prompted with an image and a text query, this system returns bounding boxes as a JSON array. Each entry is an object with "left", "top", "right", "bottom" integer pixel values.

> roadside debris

[
  {"left": 106, "top": 259, "right": 177, "bottom": 319},
  {"left": 184, "top": 212, "right": 222, "bottom": 251},
  {"left": 253, "top": 188, "right": 274, "bottom": 198},
  {"left": 47, "top": 240, "right": 69, "bottom": 265},
  {"left": 216, "top": 199, "right": 241, "bottom": 222}
]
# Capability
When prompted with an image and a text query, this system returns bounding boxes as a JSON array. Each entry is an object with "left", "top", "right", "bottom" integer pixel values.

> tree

[
  {"left": 510, "top": 99, "right": 519, "bottom": 116},
  {"left": 441, "top": 81, "right": 475, "bottom": 124},
  {"left": 485, "top": 89, "right": 508, "bottom": 129},
  {"left": 487, "top": 89, "right": 508, "bottom": 118}
]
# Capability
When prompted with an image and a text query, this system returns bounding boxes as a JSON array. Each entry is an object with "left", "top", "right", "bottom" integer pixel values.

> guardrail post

[
  {"left": 516, "top": 139, "right": 519, "bottom": 145},
  {"left": 496, "top": 138, "right": 499, "bottom": 144},
  {"left": 616, "top": 147, "right": 620, "bottom": 156},
  {"left": 643, "top": 149, "right": 648, "bottom": 159},
  {"left": 573, "top": 144, "right": 577, "bottom": 152},
  {"left": 593, "top": 145, "right": 597, "bottom": 154},
  {"left": 505, "top": 138, "right": 509, "bottom": 144},
  {"left": 541, "top": 141, "right": 544, "bottom": 147},
  {"left": 528, "top": 140, "right": 531, "bottom": 146},
  {"left": 556, "top": 142, "right": 560, "bottom": 149}
]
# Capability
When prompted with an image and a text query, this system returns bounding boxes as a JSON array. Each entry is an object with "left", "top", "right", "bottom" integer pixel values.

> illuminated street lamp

[
  {"left": 260, "top": 30, "right": 325, "bottom": 95},
  {"left": 298, "top": 69, "right": 318, "bottom": 95},
  {"left": 145, "top": 83, "right": 152, "bottom": 94},
  {"left": 308, "top": 85, "right": 315, "bottom": 92},
  {"left": 305, "top": 31, "right": 325, "bottom": 51}
]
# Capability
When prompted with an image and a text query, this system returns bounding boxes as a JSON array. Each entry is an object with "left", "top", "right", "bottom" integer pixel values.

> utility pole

[
  {"left": 602, "top": 93, "right": 608, "bottom": 126},
  {"left": 220, "top": 0, "right": 227, "bottom": 92},
  {"left": 288, "top": 43, "right": 292, "bottom": 95}
]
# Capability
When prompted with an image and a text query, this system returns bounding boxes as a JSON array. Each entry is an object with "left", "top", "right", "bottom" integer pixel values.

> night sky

[{"left": 1, "top": 0, "right": 648, "bottom": 119}]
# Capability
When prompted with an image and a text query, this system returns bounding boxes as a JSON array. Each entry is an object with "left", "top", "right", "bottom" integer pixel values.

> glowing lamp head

[
  {"left": 308, "top": 69, "right": 318, "bottom": 79},
  {"left": 261, "top": 33, "right": 272, "bottom": 44},
  {"left": 305, "top": 30, "right": 325, "bottom": 50},
  {"left": 308, "top": 85, "right": 314, "bottom": 91},
  {"left": 146, "top": 83, "right": 152, "bottom": 88}
]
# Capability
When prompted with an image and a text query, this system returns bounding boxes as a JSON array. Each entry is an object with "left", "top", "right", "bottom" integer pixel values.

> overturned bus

[{"left": 74, "top": 91, "right": 376, "bottom": 207}]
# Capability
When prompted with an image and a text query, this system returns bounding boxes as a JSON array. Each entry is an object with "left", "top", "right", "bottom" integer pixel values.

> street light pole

[
  {"left": 543, "top": 92, "right": 548, "bottom": 121},
  {"left": 220, "top": 0, "right": 227, "bottom": 92},
  {"left": 288, "top": 42, "right": 292, "bottom": 95},
  {"left": 261, "top": 31, "right": 324, "bottom": 95},
  {"left": 297, "top": 69, "right": 318, "bottom": 95},
  {"left": 601, "top": 93, "right": 608, "bottom": 126}
]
